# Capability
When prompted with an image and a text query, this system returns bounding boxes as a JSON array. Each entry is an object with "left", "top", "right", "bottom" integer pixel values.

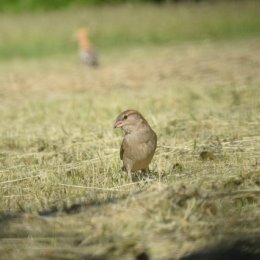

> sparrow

[
  {"left": 76, "top": 27, "right": 98, "bottom": 67},
  {"left": 114, "top": 110, "right": 157, "bottom": 178}
]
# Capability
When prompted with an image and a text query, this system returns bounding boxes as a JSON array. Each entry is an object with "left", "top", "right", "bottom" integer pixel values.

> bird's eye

[{"left": 123, "top": 115, "right": 128, "bottom": 120}]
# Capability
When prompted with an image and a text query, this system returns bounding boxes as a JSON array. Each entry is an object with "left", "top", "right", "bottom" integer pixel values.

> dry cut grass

[{"left": 0, "top": 38, "right": 259, "bottom": 259}]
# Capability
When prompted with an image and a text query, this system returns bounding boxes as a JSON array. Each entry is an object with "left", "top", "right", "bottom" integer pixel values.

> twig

[
  {"left": 112, "top": 178, "right": 156, "bottom": 189},
  {"left": 0, "top": 175, "right": 41, "bottom": 185},
  {"left": 58, "top": 183, "right": 124, "bottom": 192},
  {"left": 3, "top": 194, "right": 31, "bottom": 198},
  {"left": 59, "top": 178, "right": 157, "bottom": 192}
]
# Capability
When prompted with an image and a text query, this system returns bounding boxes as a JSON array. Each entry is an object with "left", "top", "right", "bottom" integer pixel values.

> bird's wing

[{"left": 120, "top": 139, "right": 126, "bottom": 160}]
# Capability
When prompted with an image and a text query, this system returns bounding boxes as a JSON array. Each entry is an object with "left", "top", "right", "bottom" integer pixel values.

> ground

[{"left": 0, "top": 2, "right": 260, "bottom": 260}]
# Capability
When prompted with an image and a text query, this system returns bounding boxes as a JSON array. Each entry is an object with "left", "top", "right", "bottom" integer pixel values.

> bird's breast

[{"left": 124, "top": 132, "right": 156, "bottom": 161}]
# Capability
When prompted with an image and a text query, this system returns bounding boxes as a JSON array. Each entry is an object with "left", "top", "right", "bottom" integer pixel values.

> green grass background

[{"left": 0, "top": 1, "right": 259, "bottom": 60}]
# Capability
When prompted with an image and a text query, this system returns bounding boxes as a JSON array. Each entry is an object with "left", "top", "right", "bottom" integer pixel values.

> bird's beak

[{"left": 114, "top": 120, "right": 124, "bottom": 128}]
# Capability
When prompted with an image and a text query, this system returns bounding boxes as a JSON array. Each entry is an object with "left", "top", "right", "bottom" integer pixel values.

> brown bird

[
  {"left": 114, "top": 110, "right": 157, "bottom": 179},
  {"left": 76, "top": 27, "right": 98, "bottom": 67}
]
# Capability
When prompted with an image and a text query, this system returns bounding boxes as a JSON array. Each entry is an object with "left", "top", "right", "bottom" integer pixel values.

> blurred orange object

[{"left": 76, "top": 28, "right": 98, "bottom": 67}]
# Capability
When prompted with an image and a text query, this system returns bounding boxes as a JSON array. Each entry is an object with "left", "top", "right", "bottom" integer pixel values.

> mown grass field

[{"left": 0, "top": 1, "right": 260, "bottom": 259}]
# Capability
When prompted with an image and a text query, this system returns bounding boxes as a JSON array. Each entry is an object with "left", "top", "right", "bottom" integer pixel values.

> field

[{"left": 0, "top": 1, "right": 260, "bottom": 259}]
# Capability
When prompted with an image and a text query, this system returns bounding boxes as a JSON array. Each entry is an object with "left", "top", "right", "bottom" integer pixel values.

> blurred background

[{"left": 0, "top": 0, "right": 259, "bottom": 60}]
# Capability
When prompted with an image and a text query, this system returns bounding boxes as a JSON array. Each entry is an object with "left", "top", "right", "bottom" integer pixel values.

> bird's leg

[
  {"left": 121, "top": 165, "right": 132, "bottom": 181},
  {"left": 127, "top": 170, "right": 133, "bottom": 182},
  {"left": 123, "top": 160, "right": 134, "bottom": 182},
  {"left": 128, "top": 174, "right": 133, "bottom": 182}
]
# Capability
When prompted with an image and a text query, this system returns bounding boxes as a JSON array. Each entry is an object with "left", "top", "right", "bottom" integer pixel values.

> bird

[
  {"left": 76, "top": 27, "right": 98, "bottom": 67},
  {"left": 114, "top": 110, "right": 157, "bottom": 179}
]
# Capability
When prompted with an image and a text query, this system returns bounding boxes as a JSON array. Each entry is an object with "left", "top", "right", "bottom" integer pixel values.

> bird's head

[{"left": 114, "top": 110, "right": 147, "bottom": 134}]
